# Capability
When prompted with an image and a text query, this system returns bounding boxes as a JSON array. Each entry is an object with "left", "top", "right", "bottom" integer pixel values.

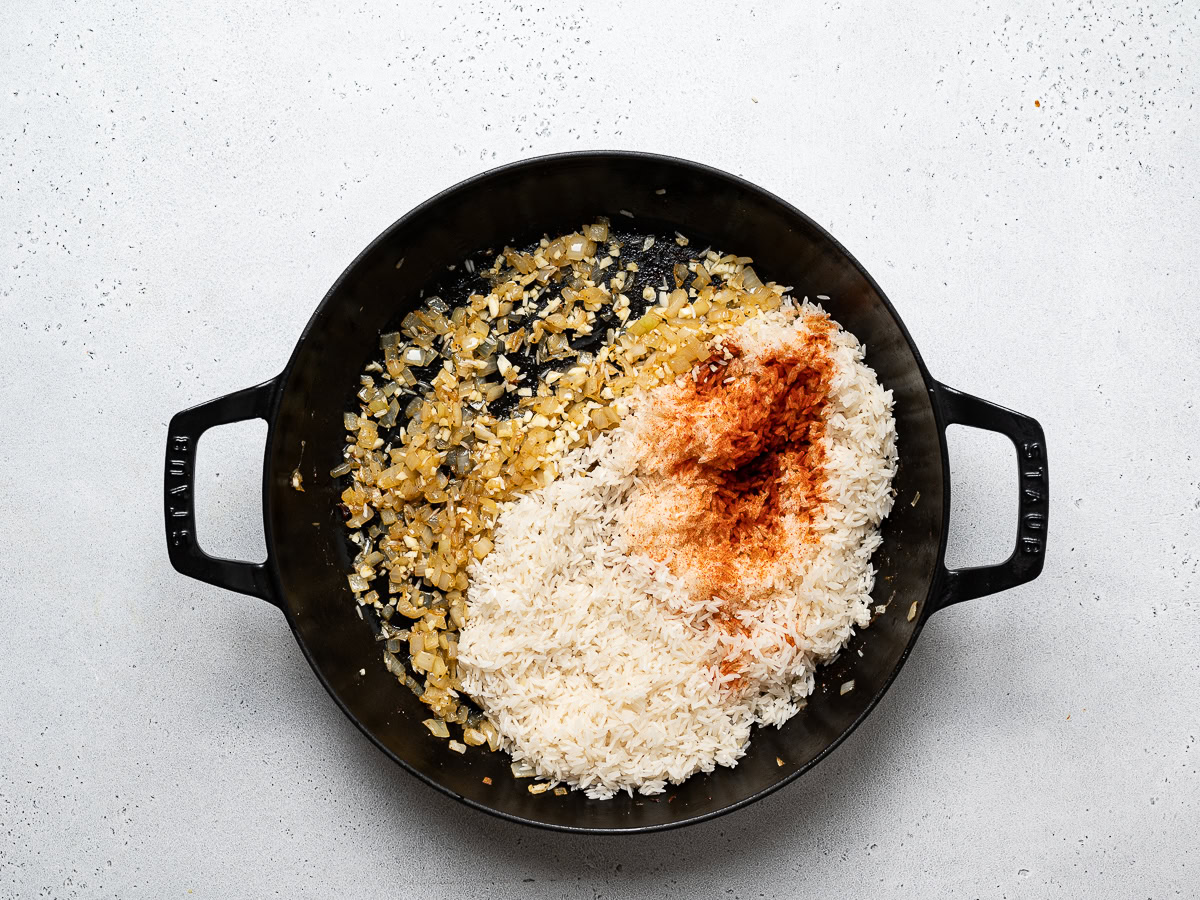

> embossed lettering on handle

[
  {"left": 166, "top": 435, "right": 194, "bottom": 547},
  {"left": 1018, "top": 440, "right": 1048, "bottom": 557}
]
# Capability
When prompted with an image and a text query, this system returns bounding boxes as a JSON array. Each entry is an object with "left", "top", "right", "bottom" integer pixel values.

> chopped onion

[
  {"left": 627, "top": 312, "right": 662, "bottom": 336},
  {"left": 741, "top": 266, "right": 763, "bottom": 292},
  {"left": 565, "top": 236, "right": 590, "bottom": 260},
  {"left": 422, "top": 718, "right": 450, "bottom": 738},
  {"left": 379, "top": 398, "right": 400, "bottom": 428},
  {"left": 665, "top": 289, "right": 688, "bottom": 317}
]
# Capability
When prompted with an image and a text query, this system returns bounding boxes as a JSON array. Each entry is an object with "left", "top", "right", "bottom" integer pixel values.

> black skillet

[{"left": 164, "top": 152, "right": 1048, "bottom": 832}]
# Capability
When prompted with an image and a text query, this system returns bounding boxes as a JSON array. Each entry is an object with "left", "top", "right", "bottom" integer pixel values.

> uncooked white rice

[{"left": 457, "top": 304, "right": 897, "bottom": 798}]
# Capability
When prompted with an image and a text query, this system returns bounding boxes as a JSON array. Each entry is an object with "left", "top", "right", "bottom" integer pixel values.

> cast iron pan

[{"left": 163, "top": 152, "right": 1049, "bottom": 832}]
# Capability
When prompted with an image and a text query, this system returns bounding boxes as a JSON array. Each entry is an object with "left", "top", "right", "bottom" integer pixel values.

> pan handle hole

[
  {"left": 944, "top": 424, "right": 1018, "bottom": 568},
  {"left": 192, "top": 419, "right": 268, "bottom": 564}
]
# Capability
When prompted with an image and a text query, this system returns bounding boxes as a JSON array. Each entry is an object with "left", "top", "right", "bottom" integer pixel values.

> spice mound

[{"left": 628, "top": 313, "right": 837, "bottom": 611}]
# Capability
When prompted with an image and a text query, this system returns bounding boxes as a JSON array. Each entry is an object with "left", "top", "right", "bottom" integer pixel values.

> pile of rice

[{"left": 457, "top": 304, "right": 897, "bottom": 798}]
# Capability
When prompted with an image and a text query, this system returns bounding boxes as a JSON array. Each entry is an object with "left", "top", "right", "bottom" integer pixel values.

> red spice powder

[{"left": 627, "top": 314, "right": 835, "bottom": 618}]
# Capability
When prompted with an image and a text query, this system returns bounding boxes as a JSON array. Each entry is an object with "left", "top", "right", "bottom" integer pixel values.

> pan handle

[
  {"left": 164, "top": 379, "right": 281, "bottom": 607},
  {"left": 933, "top": 383, "right": 1048, "bottom": 609}
]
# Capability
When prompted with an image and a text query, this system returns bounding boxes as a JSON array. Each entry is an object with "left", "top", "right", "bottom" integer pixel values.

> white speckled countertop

[{"left": 2, "top": 2, "right": 1197, "bottom": 897}]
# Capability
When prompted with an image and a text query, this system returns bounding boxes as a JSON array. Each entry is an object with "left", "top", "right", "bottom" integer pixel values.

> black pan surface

[{"left": 165, "top": 152, "right": 1047, "bottom": 832}]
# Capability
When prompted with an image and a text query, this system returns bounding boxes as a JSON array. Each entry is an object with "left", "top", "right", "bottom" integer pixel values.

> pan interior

[{"left": 264, "top": 154, "right": 946, "bottom": 831}]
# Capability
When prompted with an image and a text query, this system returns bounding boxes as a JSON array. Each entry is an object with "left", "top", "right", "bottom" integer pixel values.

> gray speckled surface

[{"left": 2, "top": 2, "right": 1197, "bottom": 897}]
